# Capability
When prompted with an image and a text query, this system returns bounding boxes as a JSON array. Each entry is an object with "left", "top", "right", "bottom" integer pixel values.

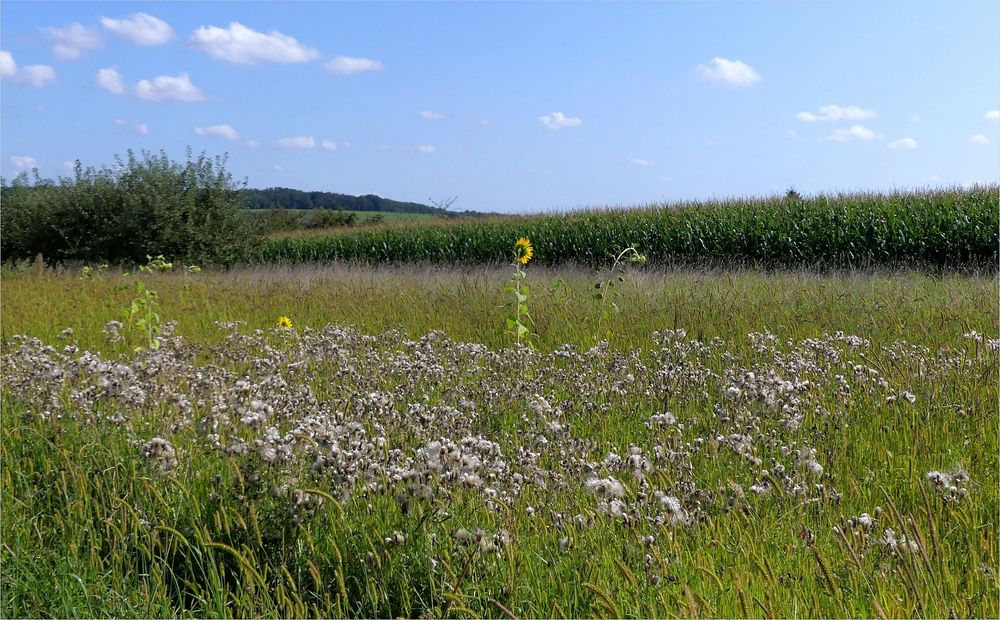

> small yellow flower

[
  {"left": 514, "top": 237, "right": 534, "bottom": 265},
  {"left": 277, "top": 316, "right": 293, "bottom": 329}
]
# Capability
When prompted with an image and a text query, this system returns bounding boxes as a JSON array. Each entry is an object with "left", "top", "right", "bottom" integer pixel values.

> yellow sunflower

[
  {"left": 514, "top": 237, "right": 533, "bottom": 265},
  {"left": 277, "top": 316, "right": 293, "bottom": 329}
]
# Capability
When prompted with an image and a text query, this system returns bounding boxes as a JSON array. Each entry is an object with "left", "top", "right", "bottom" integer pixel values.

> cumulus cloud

[
  {"left": 10, "top": 155, "right": 39, "bottom": 170},
  {"left": 887, "top": 138, "right": 918, "bottom": 150},
  {"left": 628, "top": 158, "right": 650, "bottom": 167},
  {"left": 416, "top": 145, "right": 435, "bottom": 153},
  {"left": 324, "top": 56, "right": 384, "bottom": 75},
  {"left": 796, "top": 105, "right": 875, "bottom": 122},
  {"left": 189, "top": 22, "right": 319, "bottom": 64},
  {"left": 985, "top": 110, "right": 1000, "bottom": 122},
  {"left": 696, "top": 57, "right": 760, "bottom": 86},
  {"left": 420, "top": 110, "right": 443, "bottom": 120},
  {"left": 44, "top": 22, "right": 102, "bottom": 60},
  {"left": 277, "top": 136, "right": 316, "bottom": 149},
  {"left": 135, "top": 73, "right": 204, "bottom": 102},
  {"left": 828, "top": 125, "right": 877, "bottom": 142},
  {"left": 245, "top": 140, "right": 259, "bottom": 148},
  {"left": 96, "top": 67, "right": 124, "bottom": 94},
  {"left": 968, "top": 134, "right": 989, "bottom": 145},
  {"left": 196, "top": 124, "right": 240, "bottom": 140},
  {"left": 538, "top": 111, "right": 582, "bottom": 130},
  {"left": 322, "top": 139, "right": 351, "bottom": 151},
  {"left": 134, "top": 122, "right": 150, "bottom": 135},
  {"left": 101, "top": 12, "right": 174, "bottom": 45},
  {"left": 1, "top": 51, "right": 56, "bottom": 87}
]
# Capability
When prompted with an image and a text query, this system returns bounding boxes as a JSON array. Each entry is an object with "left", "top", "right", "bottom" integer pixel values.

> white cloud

[
  {"left": 0, "top": 51, "right": 15, "bottom": 77},
  {"left": 134, "top": 122, "right": 149, "bottom": 135},
  {"left": 887, "top": 138, "right": 918, "bottom": 150},
  {"left": 44, "top": 22, "right": 102, "bottom": 60},
  {"left": 786, "top": 129, "right": 797, "bottom": 139},
  {"left": 114, "top": 118, "right": 128, "bottom": 126},
  {"left": 984, "top": 110, "right": 999, "bottom": 121},
  {"left": 968, "top": 134, "right": 989, "bottom": 145},
  {"left": 480, "top": 119, "right": 495, "bottom": 126},
  {"left": 420, "top": 110, "right": 443, "bottom": 120},
  {"left": 135, "top": 73, "right": 204, "bottom": 102},
  {"left": 322, "top": 139, "right": 339, "bottom": 151},
  {"left": 245, "top": 139, "right": 259, "bottom": 148},
  {"left": 63, "top": 161, "right": 76, "bottom": 173},
  {"left": 828, "top": 124, "right": 877, "bottom": 142},
  {"left": 101, "top": 13, "right": 174, "bottom": 45},
  {"left": 189, "top": 22, "right": 319, "bottom": 64},
  {"left": 195, "top": 124, "right": 240, "bottom": 140},
  {"left": 273, "top": 164, "right": 285, "bottom": 172},
  {"left": 96, "top": 67, "right": 124, "bottom": 94},
  {"left": 909, "top": 114, "right": 921, "bottom": 123},
  {"left": 696, "top": 57, "right": 760, "bottom": 86},
  {"left": 1, "top": 51, "right": 56, "bottom": 87},
  {"left": 628, "top": 158, "right": 650, "bottom": 167},
  {"left": 660, "top": 175, "right": 671, "bottom": 181},
  {"left": 10, "top": 156, "right": 39, "bottom": 170},
  {"left": 416, "top": 145, "right": 435, "bottom": 153},
  {"left": 538, "top": 111, "right": 582, "bottom": 130},
  {"left": 20, "top": 64, "right": 56, "bottom": 88},
  {"left": 796, "top": 105, "right": 875, "bottom": 122},
  {"left": 277, "top": 136, "right": 316, "bottom": 149},
  {"left": 324, "top": 56, "right": 384, "bottom": 75}
]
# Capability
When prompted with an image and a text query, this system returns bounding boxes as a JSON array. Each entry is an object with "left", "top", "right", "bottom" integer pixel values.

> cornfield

[{"left": 259, "top": 186, "right": 998, "bottom": 270}]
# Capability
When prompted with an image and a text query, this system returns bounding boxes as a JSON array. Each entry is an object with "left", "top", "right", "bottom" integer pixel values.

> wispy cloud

[
  {"left": 828, "top": 125, "right": 877, "bottom": 142},
  {"left": 539, "top": 111, "right": 582, "bottom": 130},
  {"left": 43, "top": 22, "right": 102, "bottom": 61},
  {"left": 195, "top": 124, "right": 240, "bottom": 140},
  {"left": 887, "top": 138, "right": 918, "bottom": 150},
  {"left": 190, "top": 22, "right": 319, "bottom": 64},
  {"left": 416, "top": 145, "right": 436, "bottom": 153},
  {"left": 101, "top": 12, "right": 174, "bottom": 45},
  {"left": 324, "top": 56, "right": 384, "bottom": 75},
  {"left": 985, "top": 110, "right": 1000, "bottom": 122},
  {"left": 909, "top": 114, "right": 921, "bottom": 123},
  {"left": 696, "top": 57, "right": 760, "bottom": 86},
  {"left": 797, "top": 105, "right": 875, "bottom": 122},
  {"left": 628, "top": 158, "right": 650, "bottom": 167},
  {"left": 135, "top": 73, "right": 204, "bottom": 102},
  {"left": 968, "top": 134, "right": 989, "bottom": 145},
  {"left": 277, "top": 136, "right": 316, "bottom": 149},
  {"left": 420, "top": 110, "right": 443, "bottom": 120},
  {"left": 10, "top": 155, "right": 39, "bottom": 170}
]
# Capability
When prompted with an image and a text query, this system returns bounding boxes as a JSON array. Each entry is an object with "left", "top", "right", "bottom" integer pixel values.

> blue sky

[{"left": 2, "top": 1, "right": 997, "bottom": 213}]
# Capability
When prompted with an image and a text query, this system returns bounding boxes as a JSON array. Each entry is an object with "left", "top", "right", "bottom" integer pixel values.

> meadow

[{"left": 1, "top": 261, "right": 997, "bottom": 618}]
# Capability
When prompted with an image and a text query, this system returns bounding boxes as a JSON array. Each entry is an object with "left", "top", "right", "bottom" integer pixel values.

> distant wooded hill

[{"left": 242, "top": 187, "right": 484, "bottom": 216}]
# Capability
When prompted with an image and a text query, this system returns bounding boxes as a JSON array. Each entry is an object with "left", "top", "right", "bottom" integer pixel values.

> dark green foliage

[
  {"left": 241, "top": 187, "right": 440, "bottom": 214},
  {"left": 258, "top": 186, "right": 999, "bottom": 271},
  {"left": 0, "top": 150, "right": 261, "bottom": 265}
]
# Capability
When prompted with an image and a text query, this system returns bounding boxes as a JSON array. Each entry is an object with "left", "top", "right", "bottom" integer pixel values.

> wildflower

[
  {"left": 514, "top": 237, "right": 533, "bottom": 265},
  {"left": 585, "top": 476, "right": 626, "bottom": 500},
  {"left": 140, "top": 437, "right": 178, "bottom": 473},
  {"left": 277, "top": 315, "right": 294, "bottom": 329}
]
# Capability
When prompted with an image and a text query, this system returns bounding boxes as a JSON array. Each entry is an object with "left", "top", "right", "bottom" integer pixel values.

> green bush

[{"left": 0, "top": 149, "right": 261, "bottom": 265}]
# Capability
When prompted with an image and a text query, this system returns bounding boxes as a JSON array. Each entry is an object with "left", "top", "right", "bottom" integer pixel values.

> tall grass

[{"left": 260, "top": 186, "right": 999, "bottom": 270}]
